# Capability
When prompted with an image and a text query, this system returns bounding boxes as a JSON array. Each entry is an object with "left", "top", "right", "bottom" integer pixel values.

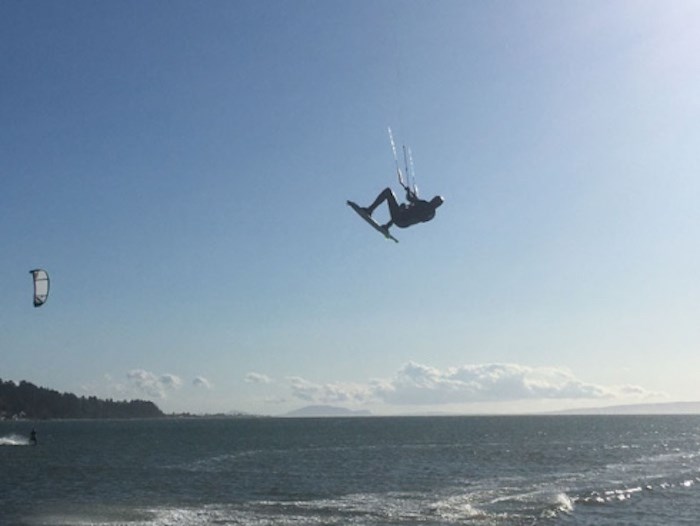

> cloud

[
  {"left": 284, "top": 362, "right": 657, "bottom": 407},
  {"left": 373, "top": 362, "right": 615, "bottom": 405},
  {"left": 286, "top": 376, "right": 373, "bottom": 404},
  {"left": 245, "top": 372, "right": 272, "bottom": 384},
  {"left": 616, "top": 384, "right": 664, "bottom": 398},
  {"left": 126, "top": 369, "right": 182, "bottom": 399},
  {"left": 193, "top": 376, "right": 212, "bottom": 389}
]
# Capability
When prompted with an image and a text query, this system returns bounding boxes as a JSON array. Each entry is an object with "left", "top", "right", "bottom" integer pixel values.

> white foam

[
  {"left": 554, "top": 492, "right": 574, "bottom": 513},
  {"left": 0, "top": 433, "right": 30, "bottom": 446},
  {"left": 28, "top": 507, "right": 231, "bottom": 526},
  {"left": 433, "top": 494, "right": 486, "bottom": 521}
]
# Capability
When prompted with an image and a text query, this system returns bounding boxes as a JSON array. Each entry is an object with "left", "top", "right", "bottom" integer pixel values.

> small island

[{"left": 0, "top": 379, "right": 163, "bottom": 420}]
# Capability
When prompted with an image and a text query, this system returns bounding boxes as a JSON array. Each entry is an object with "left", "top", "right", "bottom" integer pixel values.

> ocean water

[{"left": 1, "top": 416, "right": 700, "bottom": 525}]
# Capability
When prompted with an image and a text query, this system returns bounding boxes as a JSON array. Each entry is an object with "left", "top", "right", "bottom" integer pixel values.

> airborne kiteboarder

[
  {"left": 347, "top": 128, "right": 444, "bottom": 242},
  {"left": 360, "top": 186, "right": 444, "bottom": 231}
]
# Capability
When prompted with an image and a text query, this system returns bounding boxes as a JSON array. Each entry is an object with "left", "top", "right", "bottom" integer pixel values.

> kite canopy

[{"left": 29, "top": 269, "right": 50, "bottom": 307}]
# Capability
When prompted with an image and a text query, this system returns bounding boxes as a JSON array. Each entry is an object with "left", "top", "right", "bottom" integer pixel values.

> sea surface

[{"left": 1, "top": 416, "right": 700, "bottom": 525}]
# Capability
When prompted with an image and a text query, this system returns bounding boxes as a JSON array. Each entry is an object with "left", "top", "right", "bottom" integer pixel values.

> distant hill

[
  {"left": 284, "top": 405, "right": 372, "bottom": 418},
  {"left": 0, "top": 379, "right": 163, "bottom": 420},
  {"left": 552, "top": 401, "right": 700, "bottom": 416}
]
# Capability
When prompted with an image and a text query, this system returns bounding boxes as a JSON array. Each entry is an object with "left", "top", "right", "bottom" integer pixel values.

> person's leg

[{"left": 366, "top": 188, "right": 401, "bottom": 219}]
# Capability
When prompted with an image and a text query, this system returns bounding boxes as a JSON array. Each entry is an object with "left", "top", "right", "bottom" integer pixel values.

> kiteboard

[{"left": 347, "top": 201, "right": 398, "bottom": 243}]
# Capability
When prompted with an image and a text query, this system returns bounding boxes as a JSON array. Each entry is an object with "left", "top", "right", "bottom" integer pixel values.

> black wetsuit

[{"left": 366, "top": 188, "right": 438, "bottom": 229}]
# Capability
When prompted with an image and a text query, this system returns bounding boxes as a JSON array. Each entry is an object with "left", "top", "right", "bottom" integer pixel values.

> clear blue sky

[{"left": 2, "top": 1, "right": 698, "bottom": 415}]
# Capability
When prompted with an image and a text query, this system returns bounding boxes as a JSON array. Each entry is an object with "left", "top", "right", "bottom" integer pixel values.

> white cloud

[
  {"left": 286, "top": 376, "right": 373, "bottom": 404},
  {"left": 374, "top": 362, "right": 614, "bottom": 405},
  {"left": 284, "top": 362, "right": 657, "bottom": 407},
  {"left": 126, "top": 369, "right": 182, "bottom": 399},
  {"left": 193, "top": 376, "right": 212, "bottom": 389},
  {"left": 616, "top": 384, "right": 663, "bottom": 398},
  {"left": 160, "top": 373, "right": 182, "bottom": 389},
  {"left": 245, "top": 372, "right": 272, "bottom": 384}
]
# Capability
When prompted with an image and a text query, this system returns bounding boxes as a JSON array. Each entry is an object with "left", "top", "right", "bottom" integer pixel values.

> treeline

[{"left": 0, "top": 379, "right": 164, "bottom": 419}]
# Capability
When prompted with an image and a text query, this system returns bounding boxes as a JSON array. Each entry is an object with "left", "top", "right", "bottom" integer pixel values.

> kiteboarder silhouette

[
  {"left": 347, "top": 128, "right": 443, "bottom": 242},
  {"left": 360, "top": 187, "right": 443, "bottom": 232}
]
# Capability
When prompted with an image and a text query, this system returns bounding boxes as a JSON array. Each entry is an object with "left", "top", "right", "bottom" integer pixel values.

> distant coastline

[
  {"left": 5, "top": 379, "right": 699, "bottom": 420},
  {"left": 0, "top": 379, "right": 163, "bottom": 420},
  {"left": 548, "top": 401, "right": 700, "bottom": 416},
  {"left": 283, "top": 405, "right": 372, "bottom": 418},
  {"left": 282, "top": 402, "right": 700, "bottom": 418}
]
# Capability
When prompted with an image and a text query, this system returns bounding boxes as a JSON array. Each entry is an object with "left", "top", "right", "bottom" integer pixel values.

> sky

[{"left": 2, "top": 0, "right": 699, "bottom": 416}]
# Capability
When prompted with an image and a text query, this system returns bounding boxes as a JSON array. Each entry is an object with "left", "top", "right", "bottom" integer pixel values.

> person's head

[{"left": 430, "top": 195, "right": 444, "bottom": 209}]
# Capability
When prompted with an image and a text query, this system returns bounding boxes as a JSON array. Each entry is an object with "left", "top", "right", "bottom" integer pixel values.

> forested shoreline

[{"left": 0, "top": 379, "right": 163, "bottom": 419}]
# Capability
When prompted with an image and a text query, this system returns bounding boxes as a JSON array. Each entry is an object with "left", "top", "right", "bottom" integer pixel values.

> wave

[
  {"left": 0, "top": 434, "right": 31, "bottom": 446},
  {"left": 21, "top": 493, "right": 552, "bottom": 526},
  {"left": 575, "top": 475, "right": 700, "bottom": 506},
  {"left": 21, "top": 475, "right": 700, "bottom": 526}
]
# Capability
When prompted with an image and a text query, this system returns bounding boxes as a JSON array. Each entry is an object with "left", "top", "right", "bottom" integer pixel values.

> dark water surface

[{"left": 2, "top": 416, "right": 700, "bottom": 525}]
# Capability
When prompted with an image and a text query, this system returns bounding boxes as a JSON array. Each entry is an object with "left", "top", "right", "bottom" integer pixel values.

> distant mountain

[
  {"left": 552, "top": 401, "right": 700, "bottom": 416},
  {"left": 284, "top": 405, "right": 372, "bottom": 418}
]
